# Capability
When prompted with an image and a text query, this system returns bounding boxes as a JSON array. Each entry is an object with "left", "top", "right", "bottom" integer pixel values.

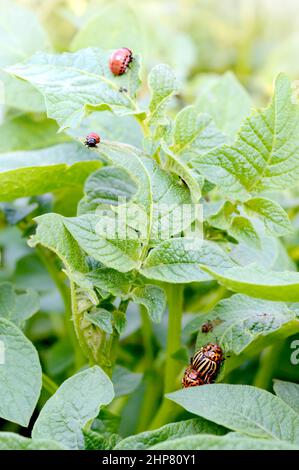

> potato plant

[{"left": 0, "top": 0, "right": 299, "bottom": 451}]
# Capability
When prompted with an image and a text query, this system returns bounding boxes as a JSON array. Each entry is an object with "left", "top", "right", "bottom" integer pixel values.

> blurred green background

[
  {"left": 14, "top": 0, "right": 299, "bottom": 98},
  {"left": 1, "top": 0, "right": 299, "bottom": 437}
]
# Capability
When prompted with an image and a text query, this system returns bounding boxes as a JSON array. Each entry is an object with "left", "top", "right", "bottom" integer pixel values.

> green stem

[
  {"left": 119, "top": 298, "right": 130, "bottom": 313},
  {"left": 149, "top": 284, "right": 184, "bottom": 429},
  {"left": 186, "top": 285, "right": 227, "bottom": 313},
  {"left": 99, "top": 330, "right": 119, "bottom": 378},
  {"left": 253, "top": 342, "right": 284, "bottom": 390},
  {"left": 42, "top": 372, "right": 58, "bottom": 396},
  {"left": 148, "top": 395, "right": 182, "bottom": 430},
  {"left": 164, "top": 284, "right": 184, "bottom": 393},
  {"left": 136, "top": 371, "right": 161, "bottom": 433},
  {"left": 108, "top": 396, "right": 128, "bottom": 415},
  {"left": 36, "top": 247, "right": 85, "bottom": 370},
  {"left": 135, "top": 307, "right": 158, "bottom": 432},
  {"left": 135, "top": 115, "right": 150, "bottom": 137},
  {"left": 140, "top": 306, "right": 154, "bottom": 367},
  {"left": 70, "top": 281, "right": 95, "bottom": 366},
  {"left": 96, "top": 298, "right": 129, "bottom": 376},
  {"left": 36, "top": 246, "right": 69, "bottom": 310}
]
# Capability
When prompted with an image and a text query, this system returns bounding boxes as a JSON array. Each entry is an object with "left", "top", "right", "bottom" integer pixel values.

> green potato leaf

[
  {"left": 196, "top": 72, "right": 252, "bottom": 142},
  {"left": 0, "top": 143, "right": 101, "bottom": 201},
  {"left": 32, "top": 366, "right": 114, "bottom": 450},
  {"left": 191, "top": 74, "right": 299, "bottom": 199},
  {"left": 0, "top": 318, "right": 42, "bottom": 426},
  {"left": 0, "top": 432, "right": 65, "bottom": 450},
  {"left": 151, "top": 433, "right": 299, "bottom": 450},
  {"left": 168, "top": 384, "right": 299, "bottom": 444},
  {"left": 6, "top": 48, "right": 141, "bottom": 131},
  {"left": 273, "top": 379, "right": 299, "bottom": 415},
  {"left": 115, "top": 418, "right": 226, "bottom": 450}
]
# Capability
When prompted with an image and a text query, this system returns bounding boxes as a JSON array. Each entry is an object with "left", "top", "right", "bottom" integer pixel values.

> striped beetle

[{"left": 182, "top": 343, "right": 224, "bottom": 388}]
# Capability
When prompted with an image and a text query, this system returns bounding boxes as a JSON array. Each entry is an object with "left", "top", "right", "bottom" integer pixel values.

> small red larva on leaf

[
  {"left": 84, "top": 132, "right": 100, "bottom": 148},
  {"left": 201, "top": 320, "right": 214, "bottom": 333},
  {"left": 109, "top": 48, "right": 133, "bottom": 76}
]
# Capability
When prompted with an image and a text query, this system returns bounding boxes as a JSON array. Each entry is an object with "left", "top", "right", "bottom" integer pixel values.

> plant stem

[
  {"left": 99, "top": 330, "right": 119, "bottom": 378},
  {"left": 36, "top": 246, "right": 85, "bottom": 370},
  {"left": 135, "top": 307, "right": 159, "bottom": 432},
  {"left": 187, "top": 285, "right": 227, "bottom": 313},
  {"left": 253, "top": 342, "right": 284, "bottom": 390},
  {"left": 98, "top": 298, "right": 130, "bottom": 376},
  {"left": 70, "top": 280, "right": 97, "bottom": 367},
  {"left": 135, "top": 115, "right": 150, "bottom": 137},
  {"left": 35, "top": 246, "right": 69, "bottom": 312},
  {"left": 136, "top": 371, "right": 161, "bottom": 433},
  {"left": 149, "top": 284, "right": 184, "bottom": 429},
  {"left": 42, "top": 372, "right": 58, "bottom": 396},
  {"left": 119, "top": 298, "right": 130, "bottom": 313},
  {"left": 164, "top": 284, "right": 184, "bottom": 393},
  {"left": 140, "top": 306, "right": 154, "bottom": 367}
]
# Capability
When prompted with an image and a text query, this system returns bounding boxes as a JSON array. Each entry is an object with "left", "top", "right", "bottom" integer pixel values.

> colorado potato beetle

[
  {"left": 182, "top": 366, "right": 205, "bottom": 388},
  {"left": 84, "top": 132, "right": 100, "bottom": 148},
  {"left": 182, "top": 342, "right": 224, "bottom": 388},
  {"left": 109, "top": 48, "right": 133, "bottom": 76}
]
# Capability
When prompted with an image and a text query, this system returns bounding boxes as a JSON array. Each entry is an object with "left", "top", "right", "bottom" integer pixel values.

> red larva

[
  {"left": 201, "top": 320, "right": 213, "bottom": 333},
  {"left": 84, "top": 132, "right": 100, "bottom": 148},
  {"left": 109, "top": 48, "right": 133, "bottom": 76}
]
